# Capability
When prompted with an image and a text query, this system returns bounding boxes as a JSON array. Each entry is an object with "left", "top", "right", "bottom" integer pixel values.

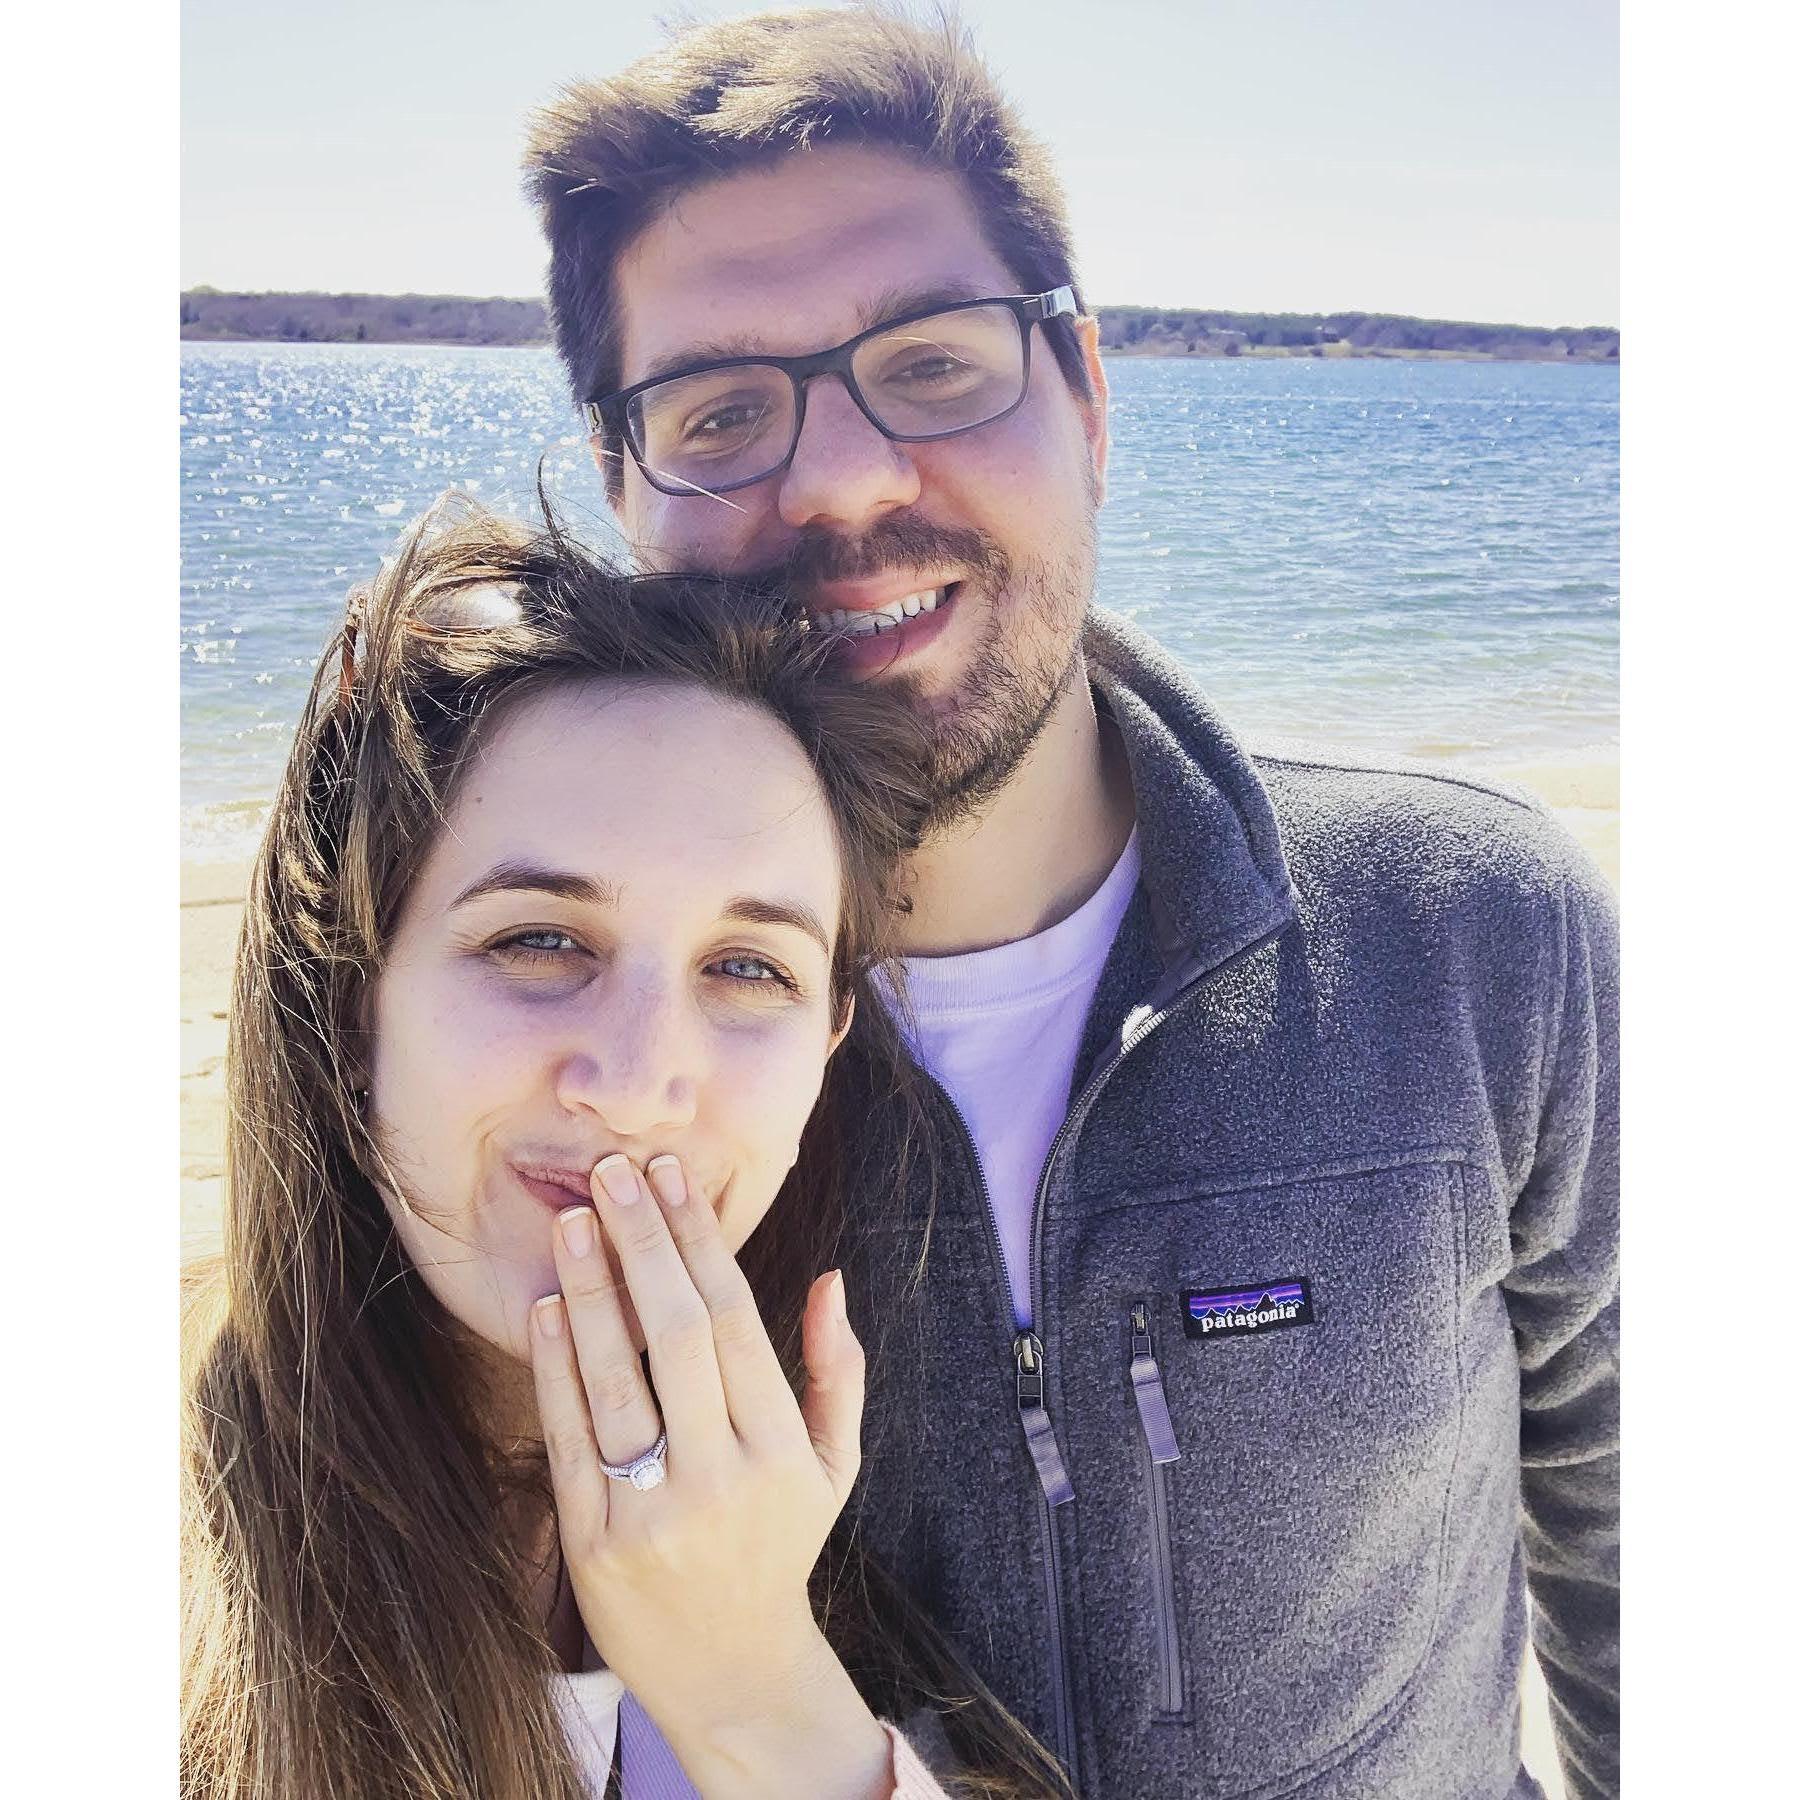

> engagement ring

[{"left": 598, "top": 1430, "right": 669, "bottom": 1492}]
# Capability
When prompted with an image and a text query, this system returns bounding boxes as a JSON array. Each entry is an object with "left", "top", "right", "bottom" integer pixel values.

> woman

[{"left": 181, "top": 497, "right": 1068, "bottom": 1798}]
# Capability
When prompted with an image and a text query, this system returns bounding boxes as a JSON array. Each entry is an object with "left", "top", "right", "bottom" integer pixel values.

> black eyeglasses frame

[{"left": 584, "top": 286, "right": 1079, "bottom": 497}]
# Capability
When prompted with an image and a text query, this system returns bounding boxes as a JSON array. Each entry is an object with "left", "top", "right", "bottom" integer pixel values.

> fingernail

[
  {"left": 559, "top": 1207, "right": 596, "bottom": 1258},
  {"left": 645, "top": 1155, "right": 688, "bottom": 1206},
  {"left": 534, "top": 1295, "right": 565, "bottom": 1339},
  {"left": 595, "top": 1154, "right": 641, "bottom": 1205},
  {"left": 828, "top": 1268, "right": 847, "bottom": 1325}
]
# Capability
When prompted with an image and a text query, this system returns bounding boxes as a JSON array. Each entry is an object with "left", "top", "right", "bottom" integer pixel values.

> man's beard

[{"left": 770, "top": 511, "right": 1095, "bottom": 833}]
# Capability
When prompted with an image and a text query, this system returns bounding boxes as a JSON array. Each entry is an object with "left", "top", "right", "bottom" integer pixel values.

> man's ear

[
  {"left": 1071, "top": 313, "right": 1111, "bottom": 510},
  {"left": 827, "top": 991, "right": 856, "bottom": 1059}
]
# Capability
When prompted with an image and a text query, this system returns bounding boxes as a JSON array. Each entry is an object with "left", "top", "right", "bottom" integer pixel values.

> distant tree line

[
  {"left": 179, "top": 288, "right": 1619, "bottom": 362},
  {"left": 179, "top": 288, "right": 549, "bottom": 346},
  {"left": 1097, "top": 306, "right": 1617, "bottom": 361}
]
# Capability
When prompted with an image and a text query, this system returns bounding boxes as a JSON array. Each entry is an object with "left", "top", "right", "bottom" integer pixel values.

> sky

[{"left": 181, "top": 0, "right": 1617, "bottom": 328}]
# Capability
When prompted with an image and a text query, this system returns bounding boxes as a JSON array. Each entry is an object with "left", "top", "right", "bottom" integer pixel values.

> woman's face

[{"left": 368, "top": 678, "right": 850, "bottom": 1362}]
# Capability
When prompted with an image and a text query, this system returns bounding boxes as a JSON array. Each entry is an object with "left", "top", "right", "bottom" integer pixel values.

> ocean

[{"left": 181, "top": 344, "right": 1617, "bottom": 860}]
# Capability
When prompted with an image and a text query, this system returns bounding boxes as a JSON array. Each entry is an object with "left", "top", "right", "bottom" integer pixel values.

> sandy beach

[{"left": 180, "top": 753, "right": 1612, "bottom": 1800}]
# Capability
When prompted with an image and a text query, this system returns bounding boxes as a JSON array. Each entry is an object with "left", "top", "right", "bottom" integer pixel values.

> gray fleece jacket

[{"left": 842, "top": 611, "right": 1619, "bottom": 1800}]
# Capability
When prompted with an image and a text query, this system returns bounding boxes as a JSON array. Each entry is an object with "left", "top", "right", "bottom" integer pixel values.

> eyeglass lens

[{"left": 625, "top": 303, "right": 1028, "bottom": 493}]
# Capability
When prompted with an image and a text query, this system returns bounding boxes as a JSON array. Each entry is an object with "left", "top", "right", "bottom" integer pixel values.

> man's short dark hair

[{"left": 523, "top": 5, "right": 1090, "bottom": 499}]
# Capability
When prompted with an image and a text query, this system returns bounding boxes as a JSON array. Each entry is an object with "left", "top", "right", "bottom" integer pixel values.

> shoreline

[{"left": 180, "top": 332, "right": 1616, "bottom": 365}]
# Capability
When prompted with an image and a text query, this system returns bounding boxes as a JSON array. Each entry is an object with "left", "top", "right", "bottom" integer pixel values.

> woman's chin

[{"left": 460, "top": 1299, "right": 541, "bottom": 1373}]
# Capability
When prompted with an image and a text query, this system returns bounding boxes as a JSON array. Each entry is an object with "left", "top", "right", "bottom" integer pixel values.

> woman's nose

[{"left": 553, "top": 978, "right": 699, "bottom": 1138}]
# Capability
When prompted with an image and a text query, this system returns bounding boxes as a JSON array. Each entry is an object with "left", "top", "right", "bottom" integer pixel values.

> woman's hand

[{"left": 528, "top": 1151, "right": 891, "bottom": 1799}]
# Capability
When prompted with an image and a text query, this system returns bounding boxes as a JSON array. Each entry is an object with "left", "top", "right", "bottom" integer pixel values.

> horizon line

[{"left": 177, "top": 285, "right": 1620, "bottom": 337}]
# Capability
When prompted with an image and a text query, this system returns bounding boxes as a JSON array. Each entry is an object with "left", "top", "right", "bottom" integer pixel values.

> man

[{"left": 525, "top": 10, "right": 1618, "bottom": 1797}]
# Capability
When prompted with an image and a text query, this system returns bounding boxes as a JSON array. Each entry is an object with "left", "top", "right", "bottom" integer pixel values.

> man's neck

[{"left": 898, "top": 655, "right": 1137, "bottom": 958}]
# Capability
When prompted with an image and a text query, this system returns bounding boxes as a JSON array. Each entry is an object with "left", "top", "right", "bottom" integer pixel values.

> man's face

[{"left": 609, "top": 144, "right": 1110, "bottom": 823}]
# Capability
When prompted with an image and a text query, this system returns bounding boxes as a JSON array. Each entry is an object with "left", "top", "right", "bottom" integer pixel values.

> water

[{"left": 181, "top": 344, "right": 1617, "bottom": 860}]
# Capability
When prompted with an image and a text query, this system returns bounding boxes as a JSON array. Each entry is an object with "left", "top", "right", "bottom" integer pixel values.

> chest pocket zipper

[{"left": 1130, "top": 1300, "right": 1186, "bottom": 1719}]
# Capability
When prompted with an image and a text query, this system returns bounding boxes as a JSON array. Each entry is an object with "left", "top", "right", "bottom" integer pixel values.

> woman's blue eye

[
  {"left": 491, "top": 929, "right": 581, "bottom": 962},
  {"left": 481, "top": 934, "right": 796, "bottom": 991},
  {"left": 714, "top": 954, "right": 796, "bottom": 989}
]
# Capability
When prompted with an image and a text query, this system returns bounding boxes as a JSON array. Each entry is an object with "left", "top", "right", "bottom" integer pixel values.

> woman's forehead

[{"left": 420, "top": 680, "right": 843, "bottom": 917}]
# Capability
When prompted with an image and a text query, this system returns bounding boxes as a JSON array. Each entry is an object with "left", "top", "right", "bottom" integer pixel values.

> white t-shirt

[
  {"left": 894, "top": 831, "right": 1142, "bottom": 1327},
  {"left": 555, "top": 1667, "right": 626, "bottom": 1791}
]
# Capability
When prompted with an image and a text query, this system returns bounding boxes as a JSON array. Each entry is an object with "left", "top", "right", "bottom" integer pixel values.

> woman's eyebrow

[
  {"left": 722, "top": 895, "right": 831, "bottom": 956},
  {"left": 445, "top": 868, "right": 828, "bottom": 953},
  {"left": 449, "top": 862, "right": 619, "bottom": 911}
]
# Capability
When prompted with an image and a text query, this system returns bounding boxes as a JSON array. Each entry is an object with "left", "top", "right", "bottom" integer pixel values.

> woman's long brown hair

[{"left": 181, "top": 494, "right": 1071, "bottom": 1799}]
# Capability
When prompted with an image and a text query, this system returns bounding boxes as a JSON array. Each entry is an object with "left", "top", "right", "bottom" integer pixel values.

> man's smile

[
  {"left": 806, "top": 561, "right": 967, "bottom": 637},
  {"left": 807, "top": 580, "right": 964, "bottom": 675},
  {"left": 807, "top": 581, "right": 953, "bottom": 637}
]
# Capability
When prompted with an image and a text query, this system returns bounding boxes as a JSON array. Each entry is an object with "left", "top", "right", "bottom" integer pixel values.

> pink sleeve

[{"left": 881, "top": 1720, "right": 953, "bottom": 1797}]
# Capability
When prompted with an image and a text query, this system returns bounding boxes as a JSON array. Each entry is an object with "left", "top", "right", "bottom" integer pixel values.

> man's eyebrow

[
  {"left": 855, "top": 279, "right": 990, "bottom": 333},
  {"left": 632, "top": 280, "right": 995, "bottom": 388},
  {"left": 449, "top": 863, "right": 620, "bottom": 911},
  {"left": 636, "top": 333, "right": 775, "bottom": 387},
  {"left": 722, "top": 895, "right": 832, "bottom": 957}
]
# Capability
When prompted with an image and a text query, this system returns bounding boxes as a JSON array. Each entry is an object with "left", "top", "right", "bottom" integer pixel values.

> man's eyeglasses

[{"left": 585, "top": 287, "right": 1078, "bottom": 498}]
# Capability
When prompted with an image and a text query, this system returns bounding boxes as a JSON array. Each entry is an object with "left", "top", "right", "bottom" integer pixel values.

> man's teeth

[{"left": 813, "top": 587, "right": 946, "bottom": 636}]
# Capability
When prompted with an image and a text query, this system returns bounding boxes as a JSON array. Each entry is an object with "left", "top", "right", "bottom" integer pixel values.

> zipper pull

[
  {"left": 1129, "top": 1303, "right": 1181, "bottom": 1466},
  {"left": 1015, "top": 1332, "right": 1075, "bottom": 1507}
]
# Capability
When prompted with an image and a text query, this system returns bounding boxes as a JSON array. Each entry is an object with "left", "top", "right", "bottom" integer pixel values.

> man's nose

[
  {"left": 553, "top": 975, "right": 699, "bottom": 1139},
  {"left": 775, "top": 374, "right": 921, "bottom": 534}
]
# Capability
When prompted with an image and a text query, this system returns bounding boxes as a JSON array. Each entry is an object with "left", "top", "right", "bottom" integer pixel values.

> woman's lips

[
  {"left": 511, "top": 1164, "right": 594, "bottom": 1212},
  {"left": 510, "top": 1158, "right": 728, "bottom": 1220}
]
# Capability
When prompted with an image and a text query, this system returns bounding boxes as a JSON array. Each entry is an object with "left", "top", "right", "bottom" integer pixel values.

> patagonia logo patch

[{"left": 1182, "top": 1277, "right": 1315, "bottom": 1340}]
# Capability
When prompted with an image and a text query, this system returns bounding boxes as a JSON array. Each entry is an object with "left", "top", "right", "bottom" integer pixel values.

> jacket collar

[{"left": 1083, "top": 608, "right": 1298, "bottom": 989}]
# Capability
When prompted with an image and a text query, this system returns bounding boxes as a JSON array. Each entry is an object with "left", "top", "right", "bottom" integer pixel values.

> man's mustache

[{"left": 746, "top": 514, "right": 1011, "bottom": 593}]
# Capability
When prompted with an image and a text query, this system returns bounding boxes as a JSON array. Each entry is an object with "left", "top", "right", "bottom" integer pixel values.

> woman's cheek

[
  {"left": 711, "top": 1024, "right": 832, "bottom": 1247},
  {"left": 374, "top": 987, "right": 533, "bottom": 1225}
]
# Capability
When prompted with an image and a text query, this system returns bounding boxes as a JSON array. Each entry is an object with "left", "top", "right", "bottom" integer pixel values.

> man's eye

[
  {"left": 682, "top": 400, "right": 772, "bottom": 443},
  {"left": 886, "top": 352, "right": 974, "bottom": 388}
]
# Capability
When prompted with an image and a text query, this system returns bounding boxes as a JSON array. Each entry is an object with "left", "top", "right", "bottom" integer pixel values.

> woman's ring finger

[
  {"left": 598, "top": 1428, "right": 669, "bottom": 1492},
  {"left": 554, "top": 1204, "right": 668, "bottom": 1487}
]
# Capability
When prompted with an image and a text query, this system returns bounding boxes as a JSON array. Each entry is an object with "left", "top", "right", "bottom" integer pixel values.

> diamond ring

[{"left": 598, "top": 1429, "right": 669, "bottom": 1492}]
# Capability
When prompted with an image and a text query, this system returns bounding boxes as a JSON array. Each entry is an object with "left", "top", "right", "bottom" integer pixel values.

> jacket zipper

[
  {"left": 932, "top": 919, "right": 1286, "bottom": 1786},
  {"left": 934, "top": 1092, "right": 1078, "bottom": 1775},
  {"left": 1130, "top": 1300, "right": 1185, "bottom": 1717},
  {"left": 1014, "top": 922, "right": 1286, "bottom": 1781}
]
